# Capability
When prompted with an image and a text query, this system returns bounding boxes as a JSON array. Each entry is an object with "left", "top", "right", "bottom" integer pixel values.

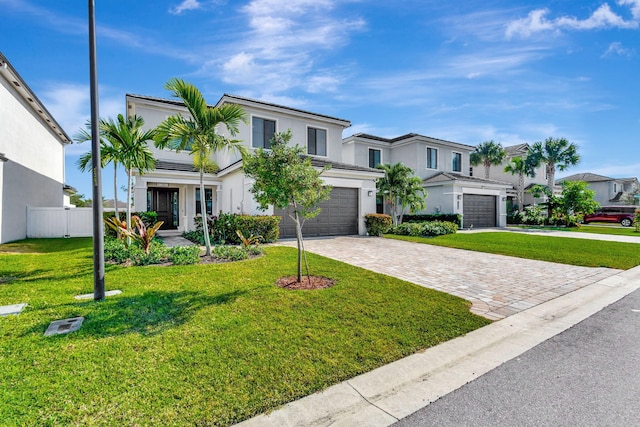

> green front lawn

[
  {"left": 510, "top": 225, "right": 640, "bottom": 237},
  {"left": 0, "top": 239, "right": 489, "bottom": 426},
  {"left": 385, "top": 232, "right": 640, "bottom": 270}
]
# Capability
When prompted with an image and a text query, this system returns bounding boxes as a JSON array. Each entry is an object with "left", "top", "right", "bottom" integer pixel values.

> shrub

[
  {"left": 169, "top": 245, "right": 202, "bottom": 265},
  {"left": 129, "top": 241, "right": 170, "bottom": 266},
  {"left": 211, "top": 245, "right": 249, "bottom": 261},
  {"left": 507, "top": 210, "right": 525, "bottom": 225},
  {"left": 182, "top": 230, "right": 205, "bottom": 245},
  {"left": 523, "top": 205, "right": 545, "bottom": 225},
  {"left": 364, "top": 213, "right": 392, "bottom": 236},
  {"left": 391, "top": 220, "right": 458, "bottom": 237},
  {"left": 635, "top": 209, "right": 640, "bottom": 232},
  {"left": 103, "top": 211, "right": 158, "bottom": 237},
  {"left": 104, "top": 237, "right": 130, "bottom": 264},
  {"left": 403, "top": 213, "right": 462, "bottom": 227}
]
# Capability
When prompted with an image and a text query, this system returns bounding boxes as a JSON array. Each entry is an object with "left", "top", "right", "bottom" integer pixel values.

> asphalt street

[{"left": 394, "top": 288, "right": 640, "bottom": 427}]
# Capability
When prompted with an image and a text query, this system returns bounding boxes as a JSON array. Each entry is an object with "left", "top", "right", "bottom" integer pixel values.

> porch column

[{"left": 216, "top": 185, "right": 223, "bottom": 215}]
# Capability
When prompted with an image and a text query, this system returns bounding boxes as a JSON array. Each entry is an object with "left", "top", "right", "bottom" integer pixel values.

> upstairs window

[
  {"left": 252, "top": 117, "right": 276, "bottom": 149},
  {"left": 427, "top": 147, "right": 438, "bottom": 169},
  {"left": 307, "top": 127, "right": 327, "bottom": 156},
  {"left": 369, "top": 148, "right": 381, "bottom": 168},
  {"left": 452, "top": 152, "right": 462, "bottom": 172}
]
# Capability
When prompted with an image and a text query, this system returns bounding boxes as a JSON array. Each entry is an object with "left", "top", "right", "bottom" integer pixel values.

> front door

[{"left": 148, "top": 188, "right": 179, "bottom": 230}]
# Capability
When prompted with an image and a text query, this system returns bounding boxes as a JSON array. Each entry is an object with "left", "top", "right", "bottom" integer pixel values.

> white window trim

[
  {"left": 250, "top": 114, "right": 279, "bottom": 150},
  {"left": 306, "top": 125, "right": 330, "bottom": 158},
  {"left": 452, "top": 151, "right": 462, "bottom": 173},
  {"left": 426, "top": 146, "right": 439, "bottom": 170},
  {"left": 368, "top": 147, "right": 382, "bottom": 168}
]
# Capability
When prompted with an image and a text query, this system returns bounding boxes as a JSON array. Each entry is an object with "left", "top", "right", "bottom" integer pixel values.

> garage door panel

[
  {"left": 463, "top": 194, "right": 496, "bottom": 228},
  {"left": 275, "top": 187, "right": 359, "bottom": 238}
]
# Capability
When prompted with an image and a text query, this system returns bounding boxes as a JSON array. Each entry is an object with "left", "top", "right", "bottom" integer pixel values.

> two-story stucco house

[
  {"left": 558, "top": 173, "right": 640, "bottom": 206},
  {"left": 126, "top": 94, "right": 382, "bottom": 238},
  {"left": 472, "top": 143, "right": 550, "bottom": 210},
  {"left": 343, "top": 133, "right": 511, "bottom": 227},
  {"left": 0, "top": 52, "right": 72, "bottom": 243}
]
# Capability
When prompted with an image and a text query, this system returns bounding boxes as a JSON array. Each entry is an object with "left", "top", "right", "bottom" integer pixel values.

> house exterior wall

[
  {"left": 587, "top": 181, "right": 616, "bottom": 205},
  {"left": 0, "top": 62, "right": 67, "bottom": 243}
]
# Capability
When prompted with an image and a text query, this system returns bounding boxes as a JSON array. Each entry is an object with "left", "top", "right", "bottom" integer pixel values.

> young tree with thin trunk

[
  {"left": 243, "top": 130, "right": 331, "bottom": 283},
  {"left": 470, "top": 140, "right": 507, "bottom": 180},
  {"left": 154, "top": 78, "right": 248, "bottom": 257}
]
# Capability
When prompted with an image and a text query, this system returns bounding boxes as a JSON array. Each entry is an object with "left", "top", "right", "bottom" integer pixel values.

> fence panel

[{"left": 27, "top": 207, "right": 93, "bottom": 238}]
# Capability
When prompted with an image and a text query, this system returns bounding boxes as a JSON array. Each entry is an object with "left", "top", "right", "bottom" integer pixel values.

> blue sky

[{"left": 2, "top": 0, "right": 639, "bottom": 201}]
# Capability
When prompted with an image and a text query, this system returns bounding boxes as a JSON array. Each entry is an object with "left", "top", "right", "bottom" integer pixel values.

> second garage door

[
  {"left": 463, "top": 194, "right": 496, "bottom": 228},
  {"left": 275, "top": 187, "right": 359, "bottom": 238}
]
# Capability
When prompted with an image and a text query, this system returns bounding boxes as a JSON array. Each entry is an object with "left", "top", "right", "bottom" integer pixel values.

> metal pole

[{"left": 89, "top": 0, "right": 105, "bottom": 300}]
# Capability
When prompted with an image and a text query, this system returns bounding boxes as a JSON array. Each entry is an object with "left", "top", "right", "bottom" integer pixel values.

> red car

[{"left": 583, "top": 206, "right": 636, "bottom": 227}]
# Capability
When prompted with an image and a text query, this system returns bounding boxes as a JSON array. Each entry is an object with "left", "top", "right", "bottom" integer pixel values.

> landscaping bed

[{"left": 0, "top": 238, "right": 489, "bottom": 426}]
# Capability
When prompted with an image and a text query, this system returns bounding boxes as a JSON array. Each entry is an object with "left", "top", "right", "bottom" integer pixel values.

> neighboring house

[
  {"left": 126, "top": 94, "right": 382, "bottom": 238},
  {"left": 343, "top": 133, "right": 511, "bottom": 227},
  {"left": 557, "top": 173, "right": 640, "bottom": 206},
  {"left": 473, "top": 143, "right": 550, "bottom": 209},
  {"left": 0, "top": 52, "right": 72, "bottom": 243}
]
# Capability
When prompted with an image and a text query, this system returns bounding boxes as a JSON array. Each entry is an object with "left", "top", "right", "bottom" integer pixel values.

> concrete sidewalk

[{"left": 235, "top": 265, "right": 640, "bottom": 427}]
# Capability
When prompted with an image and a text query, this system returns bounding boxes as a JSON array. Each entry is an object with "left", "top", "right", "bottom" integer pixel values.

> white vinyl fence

[{"left": 27, "top": 207, "right": 93, "bottom": 238}]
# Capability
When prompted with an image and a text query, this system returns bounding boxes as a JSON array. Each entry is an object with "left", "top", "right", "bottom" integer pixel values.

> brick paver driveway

[{"left": 279, "top": 236, "right": 621, "bottom": 320}]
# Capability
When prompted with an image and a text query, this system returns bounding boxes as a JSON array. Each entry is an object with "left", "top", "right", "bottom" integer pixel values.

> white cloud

[
  {"left": 506, "top": 3, "right": 639, "bottom": 38},
  {"left": 602, "top": 41, "right": 634, "bottom": 57},
  {"left": 214, "top": 0, "right": 365, "bottom": 95},
  {"left": 170, "top": 0, "right": 202, "bottom": 15}
]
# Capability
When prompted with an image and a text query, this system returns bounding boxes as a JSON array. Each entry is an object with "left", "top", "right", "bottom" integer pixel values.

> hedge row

[
  {"left": 189, "top": 213, "right": 281, "bottom": 245},
  {"left": 402, "top": 213, "right": 462, "bottom": 225}
]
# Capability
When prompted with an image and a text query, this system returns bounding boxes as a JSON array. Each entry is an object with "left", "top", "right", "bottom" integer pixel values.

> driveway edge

[{"left": 234, "top": 265, "right": 640, "bottom": 427}]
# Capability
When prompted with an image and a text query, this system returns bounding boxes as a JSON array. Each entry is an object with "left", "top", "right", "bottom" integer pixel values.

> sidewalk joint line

[{"left": 345, "top": 381, "right": 399, "bottom": 421}]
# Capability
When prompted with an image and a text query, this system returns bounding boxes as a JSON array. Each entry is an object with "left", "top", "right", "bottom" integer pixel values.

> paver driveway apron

[{"left": 280, "top": 236, "right": 620, "bottom": 320}]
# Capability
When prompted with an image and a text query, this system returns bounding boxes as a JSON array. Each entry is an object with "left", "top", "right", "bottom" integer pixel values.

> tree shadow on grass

[{"left": 25, "top": 290, "right": 246, "bottom": 338}]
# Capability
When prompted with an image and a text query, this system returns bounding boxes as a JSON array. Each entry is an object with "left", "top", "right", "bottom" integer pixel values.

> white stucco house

[
  {"left": 343, "top": 133, "right": 511, "bottom": 227},
  {"left": 0, "top": 52, "right": 72, "bottom": 243},
  {"left": 126, "top": 93, "right": 383, "bottom": 238},
  {"left": 557, "top": 173, "right": 640, "bottom": 206}
]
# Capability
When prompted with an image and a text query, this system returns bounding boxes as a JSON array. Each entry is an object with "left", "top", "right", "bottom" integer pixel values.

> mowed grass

[
  {"left": 0, "top": 239, "right": 489, "bottom": 426},
  {"left": 385, "top": 232, "right": 640, "bottom": 270},
  {"left": 510, "top": 224, "right": 640, "bottom": 237}
]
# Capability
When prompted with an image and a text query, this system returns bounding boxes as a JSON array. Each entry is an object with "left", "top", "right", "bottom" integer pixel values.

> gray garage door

[
  {"left": 463, "top": 194, "right": 496, "bottom": 228},
  {"left": 275, "top": 187, "right": 359, "bottom": 238}
]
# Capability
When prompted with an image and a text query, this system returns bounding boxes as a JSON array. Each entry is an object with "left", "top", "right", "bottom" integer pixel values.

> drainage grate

[{"left": 44, "top": 317, "right": 84, "bottom": 336}]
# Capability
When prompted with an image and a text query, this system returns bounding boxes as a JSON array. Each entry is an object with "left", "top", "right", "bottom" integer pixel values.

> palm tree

[
  {"left": 529, "top": 137, "right": 580, "bottom": 191},
  {"left": 470, "top": 141, "right": 507, "bottom": 180},
  {"left": 154, "top": 78, "right": 248, "bottom": 257},
  {"left": 100, "top": 114, "right": 157, "bottom": 239},
  {"left": 504, "top": 155, "right": 539, "bottom": 210},
  {"left": 376, "top": 162, "right": 426, "bottom": 226},
  {"left": 74, "top": 121, "right": 121, "bottom": 220}
]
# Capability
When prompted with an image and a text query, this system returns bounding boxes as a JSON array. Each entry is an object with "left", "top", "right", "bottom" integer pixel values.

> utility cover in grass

[
  {"left": 44, "top": 317, "right": 84, "bottom": 336},
  {"left": 74, "top": 290, "right": 122, "bottom": 300},
  {"left": 0, "top": 303, "right": 27, "bottom": 316}
]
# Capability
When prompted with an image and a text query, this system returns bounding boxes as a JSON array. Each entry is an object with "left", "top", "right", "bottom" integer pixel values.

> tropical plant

[
  {"left": 105, "top": 215, "right": 164, "bottom": 254},
  {"left": 556, "top": 181, "right": 599, "bottom": 226},
  {"left": 470, "top": 140, "right": 507, "bottom": 180},
  {"left": 529, "top": 137, "right": 580, "bottom": 194},
  {"left": 235, "top": 230, "right": 262, "bottom": 248},
  {"left": 154, "top": 78, "right": 248, "bottom": 257},
  {"left": 364, "top": 213, "right": 392, "bottom": 236},
  {"left": 504, "top": 155, "right": 540, "bottom": 210},
  {"left": 376, "top": 163, "right": 427, "bottom": 226},
  {"left": 243, "top": 130, "right": 332, "bottom": 282}
]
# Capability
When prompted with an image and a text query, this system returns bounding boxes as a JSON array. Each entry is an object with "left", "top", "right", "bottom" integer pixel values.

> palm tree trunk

[
  {"left": 484, "top": 161, "right": 491, "bottom": 180},
  {"left": 518, "top": 173, "right": 525, "bottom": 210},
  {"left": 199, "top": 172, "right": 212, "bottom": 257},
  {"left": 126, "top": 169, "right": 133, "bottom": 246},
  {"left": 113, "top": 162, "right": 119, "bottom": 221},
  {"left": 547, "top": 163, "right": 555, "bottom": 218}
]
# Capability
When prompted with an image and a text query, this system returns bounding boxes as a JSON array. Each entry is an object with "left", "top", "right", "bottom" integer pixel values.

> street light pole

[{"left": 89, "top": 0, "right": 105, "bottom": 300}]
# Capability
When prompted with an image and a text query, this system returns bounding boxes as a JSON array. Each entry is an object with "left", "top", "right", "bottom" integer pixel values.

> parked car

[{"left": 583, "top": 206, "right": 637, "bottom": 227}]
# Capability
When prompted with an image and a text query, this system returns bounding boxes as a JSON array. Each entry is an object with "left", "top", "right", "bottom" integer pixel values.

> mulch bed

[{"left": 275, "top": 275, "right": 336, "bottom": 290}]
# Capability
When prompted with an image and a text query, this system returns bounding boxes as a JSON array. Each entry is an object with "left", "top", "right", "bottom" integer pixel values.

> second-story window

[
  {"left": 452, "top": 152, "right": 462, "bottom": 172},
  {"left": 427, "top": 147, "right": 438, "bottom": 169},
  {"left": 369, "top": 148, "right": 381, "bottom": 168},
  {"left": 307, "top": 127, "right": 327, "bottom": 156},
  {"left": 252, "top": 117, "right": 276, "bottom": 149}
]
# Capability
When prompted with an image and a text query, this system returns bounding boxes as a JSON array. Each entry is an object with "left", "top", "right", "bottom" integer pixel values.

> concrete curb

[{"left": 234, "top": 265, "right": 640, "bottom": 427}]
